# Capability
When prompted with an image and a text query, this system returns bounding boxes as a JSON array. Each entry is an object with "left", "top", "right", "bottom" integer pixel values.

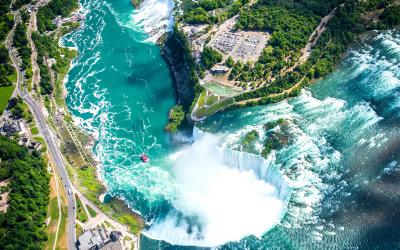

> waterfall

[
  {"left": 222, "top": 148, "right": 292, "bottom": 203},
  {"left": 143, "top": 127, "right": 293, "bottom": 246},
  {"left": 132, "top": 0, "right": 175, "bottom": 42},
  {"left": 194, "top": 126, "right": 291, "bottom": 200}
]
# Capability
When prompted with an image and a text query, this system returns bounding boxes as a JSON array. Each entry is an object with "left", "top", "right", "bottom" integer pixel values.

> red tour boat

[{"left": 140, "top": 154, "right": 149, "bottom": 163}]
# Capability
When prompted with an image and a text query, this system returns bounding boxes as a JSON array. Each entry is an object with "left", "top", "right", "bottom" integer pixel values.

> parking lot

[{"left": 210, "top": 31, "right": 269, "bottom": 62}]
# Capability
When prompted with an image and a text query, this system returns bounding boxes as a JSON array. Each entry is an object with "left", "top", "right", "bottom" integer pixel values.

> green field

[
  {"left": 194, "top": 97, "right": 235, "bottom": 118},
  {"left": 0, "top": 85, "right": 15, "bottom": 115},
  {"left": 87, "top": 204, "right": 97, "bottom": 217},
  {"left": 6, "top": 72, "right": 17, "bottom": 83},
  {"left": 203, "top": 82, "right": 242, "bottom": 97},
  {"left": 75, "top": 194, "right": 88, "bottom": 223},
  {"left": 31, "top": 126, "right": 39, "bottom": 135}
]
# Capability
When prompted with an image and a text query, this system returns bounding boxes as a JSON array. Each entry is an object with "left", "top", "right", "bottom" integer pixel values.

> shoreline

[
  {"left": 54, "top": 2, "right": 145, "bottom": 236},
  {"left": 156, "top": 2, "right": 400, "bottom": 122}
]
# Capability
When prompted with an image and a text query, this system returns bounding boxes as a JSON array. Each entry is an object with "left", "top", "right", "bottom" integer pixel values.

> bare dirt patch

[{"left": 0, "top": 180, "right": 10, "bottom": 213}]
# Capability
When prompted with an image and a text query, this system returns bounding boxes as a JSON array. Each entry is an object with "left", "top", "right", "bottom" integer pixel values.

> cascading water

[
  {"left": 144, "top": 128, "right": 292, "bottom": 247},
  {"left": 63, "top": 0, "right": 400, "bottom": 246},
  {"left": 131, "top": 0, "right": 175, "bottom": 42}
]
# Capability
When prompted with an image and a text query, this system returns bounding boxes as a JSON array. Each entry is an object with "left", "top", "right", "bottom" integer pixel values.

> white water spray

[
  {"left": 132, "top": 0, "right": 174, "bottom": 42},
  {"left": 144, "top": 130, "right": 291, "bottom": 246}
]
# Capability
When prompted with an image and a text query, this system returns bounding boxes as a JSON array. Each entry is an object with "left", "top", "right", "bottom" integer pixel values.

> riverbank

[
  {"left": 159, "top": 1, "right": 400, "bottom": 122},
  {"left": 45, "top": 4, "right": 145, "bottom": 237}
]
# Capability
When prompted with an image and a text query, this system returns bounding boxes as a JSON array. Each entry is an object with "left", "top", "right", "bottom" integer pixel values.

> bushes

[
  {"left": 241, "top": 130, "right": 259, "bottom": 152},
  {"left": 201, "top": 47, "right": 223, "bottom": 69},
  {"left": 379, "top": 5, "right": 400, "bottom": 27},
  {"left": 183, "top": 7, "right": 211, "bottom": 24},
  {"left": 0, "top": 136, "right": 50, "bottom": 249},
  {"left": 7, "top": 97, "right": 33, "bottom": 122},
  {"left": 165, "top": 105, "right": 185, "bottom": 133},
  {"left": 12, "top": 22, "right": 31, "bottom": 71}
]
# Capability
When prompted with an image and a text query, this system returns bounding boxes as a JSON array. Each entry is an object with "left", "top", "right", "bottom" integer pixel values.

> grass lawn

[
  {"left": 34, "top": 136, "right": 47, "bottom": 152},
  {"left": 195, "top": 97, "right": 235, "bottom": 118},
  {"left": 87, "top": 204, "right": 97, "bottom": 218},
  {"left": 0, "top": 85, "right": 15, "bottom": 115},
  {"left": 31, "top": 126, "right": 39, "bottom": 135},
  {"left": 205, "top": 94, "right": 218, "bottom": 106},
  {"left": 71, "top": 165, "right": 143, "bottom": 234},
  {"left": 57, "top": 176, "right": 68, "bottom": 250},
  {"left": 33, "top": 136, "right": 45, "bottom": 145},
  {"left": 75, "top": 194, "right": 88, "bottom": 223},
  {"left": 76, "top": 223, "right": 83, "bottom": 238},
  {"left": 45, "top": 175, "right": 60, "bottom": 250},
  {"left": 6, "top": 72, "right": 17, "bottom": 84},
  {"left": 197, "top": 90, "right": 207, "bottom": 107}
]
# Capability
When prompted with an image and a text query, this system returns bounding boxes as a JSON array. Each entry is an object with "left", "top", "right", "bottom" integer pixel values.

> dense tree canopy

[
  {"left": 201, "top": 47, "right": 223, "bottom": 69},
  {"left": 0, "top": 136, "right": 50, "bottom": 249},
  {"left": 165, "top": 105, "right": 186, "bottom": 133},
  {"left": 11, "top": 0, "right": 30, "bottom": 11},
  {"left": 380, "top": 5, "right": 400, "bottom": 27},
  {"left": 0, "top": 0, "right": 15, "bottom": 86},
  {"left": 12, "top": 22, "right": 31, "bottom": 71},
  {"left": 37, "top": 0, "right": 78, "bottom": 33},
  {"left": 32, "top": 32, "right": 58, "bottom": 95},
  {"left": 182, "top": 0, "right": 248, "bottom": 24},
  {"left": 0, "top": 1, "right": 13, "bottom": 42}
]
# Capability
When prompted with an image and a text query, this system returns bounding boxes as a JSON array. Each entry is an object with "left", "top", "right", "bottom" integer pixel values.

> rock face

[{"left": 161, "top": 32, "right": 195, "bottom": 109}]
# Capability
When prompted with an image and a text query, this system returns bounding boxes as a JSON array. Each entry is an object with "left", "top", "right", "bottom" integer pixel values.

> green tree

[
  {"left": 225, "top": 56, "right": 234, "bottom": 67},
  {"left": 201, "top": 47, "right": 223, "bottom": 69}
]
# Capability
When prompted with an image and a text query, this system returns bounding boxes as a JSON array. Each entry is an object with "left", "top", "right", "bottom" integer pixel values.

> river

[{"left": 62, "top": 0, "right": 400, "bottom": 249}]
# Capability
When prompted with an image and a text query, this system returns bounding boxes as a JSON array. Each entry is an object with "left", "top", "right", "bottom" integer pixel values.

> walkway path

[
  {"left": 281, "top": 6, "right": 338, "bottom": 76},
  {"left": 191, "top": 6, "right": 340, "bottom": 121}
]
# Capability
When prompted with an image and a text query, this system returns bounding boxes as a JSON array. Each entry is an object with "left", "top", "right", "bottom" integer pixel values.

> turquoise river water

[{"left": 62, "top": 0, "right": 400, "bottom": 249}]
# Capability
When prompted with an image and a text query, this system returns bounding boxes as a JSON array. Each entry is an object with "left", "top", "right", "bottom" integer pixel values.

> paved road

[{"left": 6, "top": 9, "right": 77, "bottom": 250}]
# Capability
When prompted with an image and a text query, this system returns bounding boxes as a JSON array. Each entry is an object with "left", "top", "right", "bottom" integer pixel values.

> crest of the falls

[{"left": 144, "top": 127, "right": 292, "bottom": 247}]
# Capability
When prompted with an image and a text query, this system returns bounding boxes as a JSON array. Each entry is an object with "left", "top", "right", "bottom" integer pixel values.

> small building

[
  {"left": 77, "top": 229, "right": 122, "bottom": 250},
  {"left": 0, "top": 120, "right": 22, "bottom": 136},
  {"left": 109, "top": 231, "right": 122, "bottom": 242},
  {"left": 77, "top": 229, "right": 105, "bottom": 250},
  {"left": 18, "top": 120, "right": 26, "bottom": 135},
  {"left": 52, "top": 16, "right": 63, "bottom": 27},
  {"left": 211, "top": 65, "right": 230, "bottom": 75}
]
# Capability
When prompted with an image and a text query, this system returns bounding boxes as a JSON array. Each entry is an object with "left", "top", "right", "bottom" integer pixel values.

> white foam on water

[
  {"left": 346, "top": 31, "right": 400, "bottom": 112},
  {"left": 131, "top": 0, "right": 175, "bottom": 42},
  {"left": 144, "top": 132, "right": 289, "bottom": 247},
  {"left": 63, "top": 3, "right": 400, "bottom": 247}
]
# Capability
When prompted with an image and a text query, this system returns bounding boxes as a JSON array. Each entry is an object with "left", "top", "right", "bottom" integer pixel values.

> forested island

[{"left": 163, "top": 0, "right": 400, "bottom": 129}]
